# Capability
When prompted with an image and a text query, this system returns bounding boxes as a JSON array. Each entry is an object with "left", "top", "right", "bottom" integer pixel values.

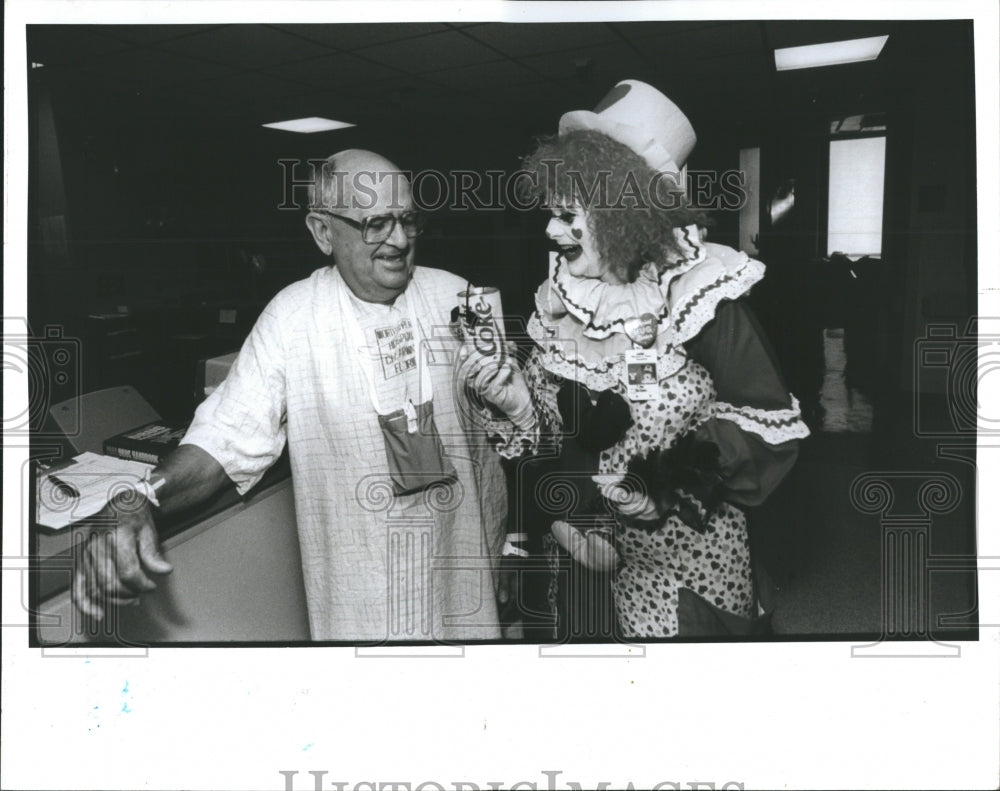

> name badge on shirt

[
  {"left": 375, "top": 318, "right": 416, "bottom": 379},
  {"left": 624, "top": 348, "right": 660, "bottom": 401}
]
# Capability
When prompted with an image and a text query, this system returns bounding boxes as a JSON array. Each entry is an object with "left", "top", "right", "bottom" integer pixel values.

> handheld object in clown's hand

[{"left": 455, "top": 286, "right": 506, "bottom": 363}]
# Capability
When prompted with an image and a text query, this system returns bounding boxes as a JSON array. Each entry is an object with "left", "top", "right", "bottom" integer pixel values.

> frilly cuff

[
  {"left": 712, "top": 396, "right": 811, "bottom": 445},
  {"left": 477, "top": 403, "right": 542, "bottom": 459}
]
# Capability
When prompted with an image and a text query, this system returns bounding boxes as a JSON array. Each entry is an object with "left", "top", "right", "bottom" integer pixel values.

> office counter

[{"left": 34, "top": 461, "right": 311, "bottom": 644}]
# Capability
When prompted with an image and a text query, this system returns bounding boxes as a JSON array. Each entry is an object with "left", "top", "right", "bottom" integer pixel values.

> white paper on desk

[{"left": 35, "top": 452, "right": 154, "bottom": 530}]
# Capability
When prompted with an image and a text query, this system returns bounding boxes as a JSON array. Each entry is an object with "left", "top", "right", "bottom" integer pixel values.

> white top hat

[{"left": 559, "top": 79, "right": 697, "bottom": 176}]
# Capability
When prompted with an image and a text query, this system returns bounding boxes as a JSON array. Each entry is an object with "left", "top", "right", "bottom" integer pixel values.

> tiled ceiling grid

[{"left": 26, "top": 21, "right": 963, "bottom": 133}]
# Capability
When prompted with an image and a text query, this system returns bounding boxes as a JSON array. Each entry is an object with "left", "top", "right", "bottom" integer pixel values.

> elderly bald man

[{"left": 73, "top": 150, "right": 509, "bottom": 641}]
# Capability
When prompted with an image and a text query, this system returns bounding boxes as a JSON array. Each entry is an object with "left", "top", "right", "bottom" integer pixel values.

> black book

[{"left": 103, "top": 420, "right": 189, "bottom": 464}]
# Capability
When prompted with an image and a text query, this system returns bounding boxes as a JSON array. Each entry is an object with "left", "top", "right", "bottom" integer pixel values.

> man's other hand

[{"left": 72, "top": 491, "right": 173, "bottom": 621}]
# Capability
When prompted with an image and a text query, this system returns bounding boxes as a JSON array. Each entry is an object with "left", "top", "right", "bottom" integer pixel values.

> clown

[{"left": 465, "top": 80, "right": 809, "bottom": 638}]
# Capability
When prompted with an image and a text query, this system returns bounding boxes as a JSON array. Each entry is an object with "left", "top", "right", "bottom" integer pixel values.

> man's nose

[
  {"left": 545, "top": 217, "right": 562, "bottom": 239},
  {"left": 386, "top": 215, "right": 409, "bottom": 248}
]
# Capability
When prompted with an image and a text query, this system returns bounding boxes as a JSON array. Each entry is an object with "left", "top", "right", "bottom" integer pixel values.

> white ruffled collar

[
  {"left": 539, "top": 224, "right": 707, "bottom": 341},
  {"left": 528, "top": 231, "right": 766, "bottom": 392}
]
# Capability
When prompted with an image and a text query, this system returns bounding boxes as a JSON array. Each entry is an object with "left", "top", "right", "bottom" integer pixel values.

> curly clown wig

[{"left": 520, "top": 129, "right": 707, "bottom": 283}]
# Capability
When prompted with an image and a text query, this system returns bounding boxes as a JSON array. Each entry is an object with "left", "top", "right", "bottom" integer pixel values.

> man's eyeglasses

[{"left": 312, "top": 209, "right": 425, "bottom": 245}]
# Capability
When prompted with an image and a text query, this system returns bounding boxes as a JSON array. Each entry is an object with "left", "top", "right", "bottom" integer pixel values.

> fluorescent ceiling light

[
  {"left": 262, "top": 117, "right": 355, "bottom": 133},
  {"left": 774, "top": 35, "right": 889, "bottom": 71}
]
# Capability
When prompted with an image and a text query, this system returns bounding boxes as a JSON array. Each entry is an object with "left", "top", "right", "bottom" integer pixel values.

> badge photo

[{"left": 624, "top": 348, "right": 660, "bottom": 401}]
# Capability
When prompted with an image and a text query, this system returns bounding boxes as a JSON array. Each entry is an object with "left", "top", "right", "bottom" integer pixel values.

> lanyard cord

[{"left": 334, "top": 269, "right": 432, "bottom": 419}]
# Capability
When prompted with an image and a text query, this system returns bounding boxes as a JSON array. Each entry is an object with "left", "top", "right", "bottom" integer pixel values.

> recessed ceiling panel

[
  {"left": 271, "top": 22, "right": 451, "bottom": 51},
  {"left": 356, "top": 30, "right": 501, "bottom": 73},
  {"left": 462, "top": 22, "right": 619, "bottom": 58},
  {"left": 265, "top": 51, "right": 404, "bottom": 89},
  {"left": 156, "top": 25, "right": 335, "bottom": 69}
]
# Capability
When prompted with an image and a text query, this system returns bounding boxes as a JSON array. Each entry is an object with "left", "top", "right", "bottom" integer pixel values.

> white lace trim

[
  {"left": 477, "top": 406, "right": 541, "bottom": 459},
  {"left": 527, "top": 313, "right": 692, "bottom": 391},
  {"left": 551, "top": 257, "right": 669, "bottom": 340},
  {"left": 712, "top": 396, "right": 811, "bottom": 444},
  {"left": 671, "top": 257, "right": 765, "bottom": 343},
  {"left": 546, "top": 224, "right": 708, "bottom": 341}
]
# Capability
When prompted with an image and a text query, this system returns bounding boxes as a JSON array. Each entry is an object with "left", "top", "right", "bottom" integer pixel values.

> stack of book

[{"left": 103, "top": 420, "right": 189, "bottom": 464}]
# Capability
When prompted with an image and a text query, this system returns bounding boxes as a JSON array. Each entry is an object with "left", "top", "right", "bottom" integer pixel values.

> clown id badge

[{"left": 624, "top": 348, "right": 660, "bottom": 401}]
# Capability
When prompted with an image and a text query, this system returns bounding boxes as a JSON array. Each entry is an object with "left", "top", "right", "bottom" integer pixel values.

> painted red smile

[{"left": 557, "top": 244, "right": 582, "bottom": 263}]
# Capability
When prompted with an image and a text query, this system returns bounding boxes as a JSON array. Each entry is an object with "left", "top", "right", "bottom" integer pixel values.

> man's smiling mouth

[{"left": 374, "top": 249, "right": 409, "bottom": 266}]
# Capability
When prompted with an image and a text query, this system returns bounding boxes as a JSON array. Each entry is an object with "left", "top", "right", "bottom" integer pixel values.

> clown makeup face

[{"left": 545, "top": 205, "right": 622, "bottom": 283}]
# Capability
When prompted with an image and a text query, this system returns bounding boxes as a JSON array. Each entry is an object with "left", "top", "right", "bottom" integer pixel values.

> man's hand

[
  {"left": 72, "top": 491, "right": 173, "bottom": 621},
  {"left": 550, "top": 520, "right": 619, "bottom": 572}
]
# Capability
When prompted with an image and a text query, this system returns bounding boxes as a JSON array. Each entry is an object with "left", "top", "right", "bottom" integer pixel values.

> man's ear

[{"left": 305, "top": 213, "right": 334, "bottom": 256}]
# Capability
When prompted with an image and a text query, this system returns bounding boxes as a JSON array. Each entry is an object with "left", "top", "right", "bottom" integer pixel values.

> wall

[{"left": 896, "top": 59, "right": 977, "bottom": 395}]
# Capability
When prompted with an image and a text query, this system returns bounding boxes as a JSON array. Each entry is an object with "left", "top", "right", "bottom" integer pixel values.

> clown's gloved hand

[
  {"left": 625, "top": 434, "right": 725, "bottom": 532},
  {"left": 457, "top": 343, "right": 536, "bottom": 430},
  {"left": 550, "top": 519, "right": 618, "bottom": 572},
  {"left": 594, "top": 473, "right": 660, "bottom": 522}
]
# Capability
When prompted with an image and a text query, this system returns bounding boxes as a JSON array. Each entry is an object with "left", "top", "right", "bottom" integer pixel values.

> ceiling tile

[
  {"left": 271, "top": 23, "right": 450, "bottom": 52},
  {"left": 38, "top": 53, "right": 241, "bottom": 111},
  {"left": 156, "top": 25, "right": 335, "bottom": 69},
  {"left": 31, "top": 19, "right": 953, "bottom": 139},
  {"left": 517, "top": 43, "right": 649, "bottom": 87},
  {"left": 763, "top": 21, "right": 894, "bottom": 50},
  {"left": 264, "top": 89, "right": 383, "bottom": 124},
  {"left": 356, "top": 30, "right": 501, "bottom": 73},
  {"left": 27, "top": 25, "right": 131, "bottom": 66},
  {"left": 424, "top": 60, "right": 539, "bottom": 91},
  {"left": 197, "top": 71, "right": 313, "bottom": 106},
  {"left": 94, "top": 25, "right": 224, "bottom": 45},
  {"left": 89, "top": 47, "right": 242, "bottom": 87},
  {"left": 656, "top": 51, "right": 768, "bottom": 87},
  {"left": 329, "top": 78, "right": 458, "bottom": 113},
  {"left": 631, "top": 21, "right": 764, "bottom": 61},
  {"left": 490, "top": 79, "right": 601, "bottom": 121},
  {"left": 462, "top": 22, "right": 619, "bottom": 58},
  {"left": 264, "top": 51, "right": 403, "bottom": 89},
  {"left": 611, "top": 21, "right": 730, "bottom": 41}
]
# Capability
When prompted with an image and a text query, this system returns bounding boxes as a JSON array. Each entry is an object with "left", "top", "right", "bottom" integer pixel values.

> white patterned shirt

[{"left": 182, "top": 266, "right": 507, "bottom": 641}]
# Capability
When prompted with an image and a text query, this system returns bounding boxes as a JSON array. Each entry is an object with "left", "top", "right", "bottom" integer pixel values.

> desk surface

[
  {"left": 32, "top": 467, "right": 310, "bottom": 645},
  {"left": 34, "top": 452, "right": 292, "bottom": 603}
]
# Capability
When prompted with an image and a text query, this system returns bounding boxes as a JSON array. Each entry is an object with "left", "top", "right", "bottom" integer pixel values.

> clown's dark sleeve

[{"left": 684, "top": 298, "right": 809, "bottom": 507}]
